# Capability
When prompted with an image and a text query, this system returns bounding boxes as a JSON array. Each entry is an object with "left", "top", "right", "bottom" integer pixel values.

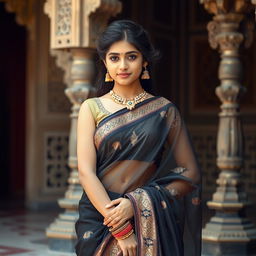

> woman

[{"left": 75, "top": 20, "right": 201, "bottom": 256}]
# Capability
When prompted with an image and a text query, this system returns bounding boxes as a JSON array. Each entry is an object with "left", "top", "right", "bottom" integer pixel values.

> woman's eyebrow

[
  {"left": 107, "top": 51, "right": 139, "bottom": 56},
  {"left": 126, "top": 51, "right": 139, "bottom": 54}
]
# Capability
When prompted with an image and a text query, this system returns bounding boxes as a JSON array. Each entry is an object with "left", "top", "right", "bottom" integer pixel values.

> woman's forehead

[{"left": 107, "top": 40, "right": 140, "bottom": 55}]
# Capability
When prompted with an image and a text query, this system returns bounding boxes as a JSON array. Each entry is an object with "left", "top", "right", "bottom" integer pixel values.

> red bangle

[{"left": 113, "top": 223, "right": 133, "bottom": 238}]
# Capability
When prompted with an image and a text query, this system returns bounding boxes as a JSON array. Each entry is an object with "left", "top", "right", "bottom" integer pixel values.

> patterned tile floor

[
  {"left": 0, "top": 205, "right": 255, "bottom": 256},
  {"left": 0, "top": 209, "right": 75, "bottom": 256}
]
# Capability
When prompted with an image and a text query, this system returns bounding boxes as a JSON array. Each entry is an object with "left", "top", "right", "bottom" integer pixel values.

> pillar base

[
  {"left": 46, "top": 209, "right": 78, "bottom": 253},
  {"left": 202, "top": 240, "right": 256, "bottom": 256},
  {"left": 202, "top": 213, "right": 256, "bottom": 256},
  {"left": 48, "top": 238, "right": 77, "bottom": 253}
]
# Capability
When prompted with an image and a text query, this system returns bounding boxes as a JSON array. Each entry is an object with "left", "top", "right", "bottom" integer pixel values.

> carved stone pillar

[
  {"left": 200, "top": 1, "right": 256, "bottom": 255},
  {"left": 46, "top": 48, "right": 94, "bottom": 252},
  {"left": 44, "top": 0, "right": 122, "bottom": 252}
]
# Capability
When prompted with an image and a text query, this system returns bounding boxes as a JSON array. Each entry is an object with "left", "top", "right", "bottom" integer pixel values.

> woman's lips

[{"left": 117, "top": 73, "right": 131, "bottom": 78}]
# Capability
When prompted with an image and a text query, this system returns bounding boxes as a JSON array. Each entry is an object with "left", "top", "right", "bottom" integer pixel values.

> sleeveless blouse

[{"left": 86, "top": 98, "right": 111, "bottom": 127}]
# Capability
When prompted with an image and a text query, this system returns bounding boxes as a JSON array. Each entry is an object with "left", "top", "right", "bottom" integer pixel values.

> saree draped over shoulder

[{"left": 75, "top": 96, "right": 202, "bottom": 256}]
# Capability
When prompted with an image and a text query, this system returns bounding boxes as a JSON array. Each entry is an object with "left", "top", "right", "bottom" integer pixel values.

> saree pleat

[{"left": 75, "top": 96, "right": 202, "bottom": 256}]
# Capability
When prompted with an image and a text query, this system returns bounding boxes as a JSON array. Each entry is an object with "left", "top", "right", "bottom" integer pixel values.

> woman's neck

[{"left": 112, "top": 81, "right": 144, "bottom": 99}]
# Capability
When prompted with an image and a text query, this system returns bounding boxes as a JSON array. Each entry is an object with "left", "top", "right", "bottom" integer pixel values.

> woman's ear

[{"left": 143, "top": 61, "right": 148, "bottom": 68}]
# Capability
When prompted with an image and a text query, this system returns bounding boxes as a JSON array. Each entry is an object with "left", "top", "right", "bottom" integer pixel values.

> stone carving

[
  {"left": 207, "top": 20, "right": 220, "bottom": 49},
  {"left": 44, "top": 0, "right": 51, "bottom": 18},
  {"left": 48, "top": 53, "right": 71, "bottom": 113},
  {"left": 84, "top": 0, "right": 122, "bottom": 46},
  {"left": 1, "top": 0, "right": 35, "bottom": 29},
  {"left": 45, "top": 133, "right": 70, "bottom": 190},
  {"left": 50, "top": 49, "right": 72, "bottom": 87},
  {"left": 200, "top": 0, "right": 252, "bottom": 15},
  {"left": 44, "top": 0, "right": 122, "bottom": 49},
  {"left": 56, "top": 0, "right": 72, "bottom": 36},
  {"left": 217, "top": 31, "right": 244, "bottom": 51}
]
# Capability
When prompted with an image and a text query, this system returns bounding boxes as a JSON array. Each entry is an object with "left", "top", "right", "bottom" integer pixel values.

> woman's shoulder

[
  {"left": 82, "top": 97, "right": 102, "bottom": 108},
  {"left": 154, "top": 96, "right": 175, "bottom": 107},
  {"left": 83, "top": 97, "right": 97, "bottom": 104},
  {"left": 155, "top": 96, "right": 181, "bottom": 114},
  {"left": 80, "top": 98, "right": 100, "bottom": 116}
]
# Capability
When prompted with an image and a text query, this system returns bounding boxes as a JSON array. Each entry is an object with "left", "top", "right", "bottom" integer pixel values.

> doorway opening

[{"left": 0, "top": 3, "right": 27, "bottom": 207}]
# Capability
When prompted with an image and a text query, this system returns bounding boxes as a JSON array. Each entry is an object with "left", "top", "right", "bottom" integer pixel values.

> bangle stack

[{"left": 109, "top": 221, "right": 134, "bottom": 240}]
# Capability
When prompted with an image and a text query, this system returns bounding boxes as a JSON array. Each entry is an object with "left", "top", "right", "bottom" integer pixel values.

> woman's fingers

[
  {"left": 127, "top": 248, "right": 132, "bottom": 256},
  {"left": 122, "top": 249, "right": 128, "bottom": 256},
  {"left": 128, "top": 246, "right": 136, "bottom": 256},
  {"left": 110, "top": 218, "right": 126, "bottom": 230},
  {"left": 105, "top": 198, "right": 122, "bottom": 208},
  {"left": 107, "top": 216, "right": 122, "bottom": 227},
  {"left": 133, "top": 246, "right": 137, "bottom": 256},
  {"left": 104, "top": 210, "right": 123, "bottom": 224},
  {"left": 104, "top": 212, "right": 119, "bottom": 225},
  {"left": 103, "top": 217, "right": 111, "bottom": 226}
]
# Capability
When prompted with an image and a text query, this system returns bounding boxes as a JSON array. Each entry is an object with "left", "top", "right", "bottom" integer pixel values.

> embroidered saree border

[
  {"left": 94, "top": 188, "right": 158, "bottom": 256},
  {"left": 126, "top": 188, "right": 158, "bottom": 256},
  {"left": 94, "top": 97, "right": 171, "bottom": 149},
  {"left": 94, "top": 233, "right": 123, "bottom": 256}
]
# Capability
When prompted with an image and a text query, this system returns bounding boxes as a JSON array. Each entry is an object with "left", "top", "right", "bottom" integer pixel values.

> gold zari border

[{"left": 94, "top": 97, "right": 170, "bottom": 149}]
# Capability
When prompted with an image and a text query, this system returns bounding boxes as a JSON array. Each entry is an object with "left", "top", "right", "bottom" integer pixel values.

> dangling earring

[
  {"left": 105, "top": 71, "right": 113, "bottom": 82},
  {"left": 141, "top": 66, "right": 150, "bottom": 79}
]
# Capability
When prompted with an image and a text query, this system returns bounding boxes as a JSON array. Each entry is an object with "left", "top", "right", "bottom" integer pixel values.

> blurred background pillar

[
  {"left": 44, "top": 0, "right": 121, "bottom": 252},
  {"left": 200, "top": 0, "right": 256, "bottom": 255}
]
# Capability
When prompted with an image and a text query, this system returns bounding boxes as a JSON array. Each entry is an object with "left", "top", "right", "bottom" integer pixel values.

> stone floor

[
  {"left": 0, "top": 204, "right": 255, "bottom": 256},
  {"left": 0, "top": 208, "right": 75, "bottom": 256}
]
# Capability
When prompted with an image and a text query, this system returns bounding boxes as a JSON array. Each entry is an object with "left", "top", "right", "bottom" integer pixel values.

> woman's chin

[
  {"left": 115, "top": 78, "right": 139, "bottom": 87},
  {"left": 115, "top": 80, "right": 132, "bottom": 86}
]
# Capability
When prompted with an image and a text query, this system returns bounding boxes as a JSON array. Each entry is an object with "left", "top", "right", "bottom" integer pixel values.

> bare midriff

[{"left": 101, "top": 160, "right": 157, "bottom": 194}]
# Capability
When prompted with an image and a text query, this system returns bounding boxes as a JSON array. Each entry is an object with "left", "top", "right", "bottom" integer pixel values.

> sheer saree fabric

[{"left": 75, "top": 96, "right": 201, "bottom": 256}]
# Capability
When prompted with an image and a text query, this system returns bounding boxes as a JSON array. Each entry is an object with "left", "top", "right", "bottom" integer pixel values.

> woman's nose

[{"left": 119, "top": 58, "right": 128, "bottom": 70}]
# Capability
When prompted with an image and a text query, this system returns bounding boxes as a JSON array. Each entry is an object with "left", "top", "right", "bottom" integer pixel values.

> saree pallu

[{"left": 75, "top": 96, "right": 202, "bottom": 256}]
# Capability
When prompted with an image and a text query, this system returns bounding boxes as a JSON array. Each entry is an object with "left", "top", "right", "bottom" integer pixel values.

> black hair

[{"left": 95, "top": 19, "right": 160, "bottom": 96}]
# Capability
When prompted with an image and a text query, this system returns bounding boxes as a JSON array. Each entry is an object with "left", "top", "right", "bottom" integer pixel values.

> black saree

[{"left": 75, "top": 96, "right": 202, "bottom": 256}]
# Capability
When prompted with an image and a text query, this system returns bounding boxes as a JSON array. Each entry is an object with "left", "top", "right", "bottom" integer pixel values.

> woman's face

[{"left": 105, "top": 40, "right": 146, "bottom": 87}]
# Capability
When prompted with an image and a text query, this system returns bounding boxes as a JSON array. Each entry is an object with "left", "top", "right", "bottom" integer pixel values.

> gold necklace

[{"left": 109, "top": 90, "right": 147, "bottom": 110}]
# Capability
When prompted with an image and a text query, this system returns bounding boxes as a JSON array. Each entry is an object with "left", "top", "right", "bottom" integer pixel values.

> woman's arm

[
  {"left": 77, "top": 101, "right": 113, "bottom": 217},
  {"left": 77, "top": 101, "right": 137, "bottom": 255},
  {"left": 165, "top": 107, "right": 201, "bottom": 197}
]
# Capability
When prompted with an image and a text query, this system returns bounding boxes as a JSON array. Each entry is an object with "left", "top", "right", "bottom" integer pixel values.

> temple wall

[{"left": 25, "top": 0, "right": 70, "bottom": 209}]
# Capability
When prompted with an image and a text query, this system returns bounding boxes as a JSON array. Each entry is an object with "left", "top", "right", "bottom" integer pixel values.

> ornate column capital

[
  {"left": 44, "top": 0, "right": 122, "bottom": 49},
  {"left": 201, "top": 0, "right": 254, "bottom": 53},
  {"left": 200, "top": 0, "right": 252, "bottom": 15},
  {"left": 0, "top": 0, "right": 36, "bottom": 30}
]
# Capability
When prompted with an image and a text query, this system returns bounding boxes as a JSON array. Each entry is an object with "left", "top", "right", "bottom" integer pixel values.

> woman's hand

[
  {"left": 103, "top": 198, "right": 134, "bottom": 227},
  {"left": 117, "top": 233, "right": 137, "bottom": 256}
]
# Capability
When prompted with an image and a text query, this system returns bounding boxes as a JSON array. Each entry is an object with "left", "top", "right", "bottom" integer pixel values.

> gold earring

[
  {"left": 105, "top": 71, "right": 113, "bottom": 82},
  {"left": 141, "top": 66, "right": 150, "bottom": 79}
]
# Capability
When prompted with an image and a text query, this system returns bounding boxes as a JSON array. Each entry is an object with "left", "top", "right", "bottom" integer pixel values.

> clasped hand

[{"left": 103, "top": 197, "right": 134, "bottom": 228}]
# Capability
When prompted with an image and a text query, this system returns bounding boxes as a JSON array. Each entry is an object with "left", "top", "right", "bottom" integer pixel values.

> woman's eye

[
  {"left": 110, "top": 56, "right": 119, "bottom": 62},
  {"left": 128, "top": 55, "right": 137, "bottom": 60}
]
